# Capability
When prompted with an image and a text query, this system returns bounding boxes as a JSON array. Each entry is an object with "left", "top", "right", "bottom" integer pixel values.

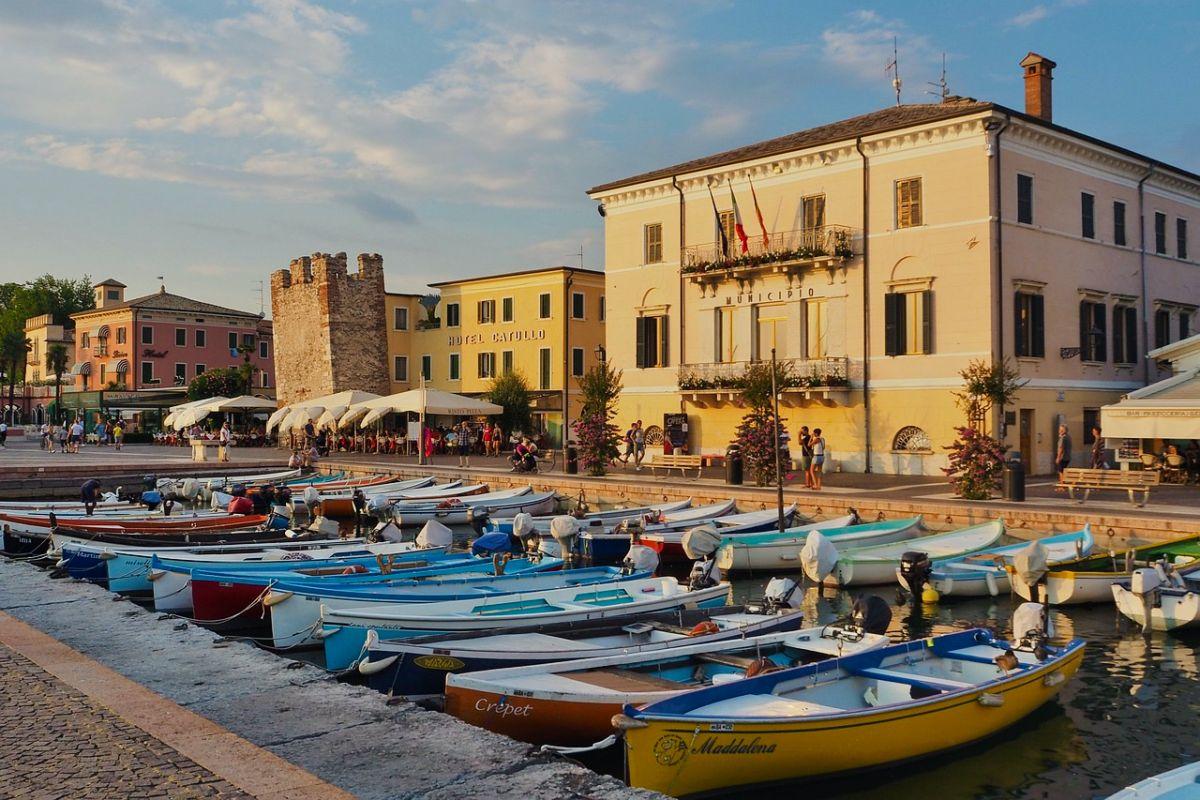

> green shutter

[
  {"left": 635, "top": 317, "right": 646, "bottom": 368},
  {"left": 1031, "top": 294, "right": 1045, "bottom": 358},
  {"left": 921, "top": 291, "right": 933, "bottom": 354}
]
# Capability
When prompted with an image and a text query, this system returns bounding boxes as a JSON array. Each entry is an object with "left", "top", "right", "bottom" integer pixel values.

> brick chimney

[{"left": 1019, "top": 52, "right": 1056, "bottom": 122}]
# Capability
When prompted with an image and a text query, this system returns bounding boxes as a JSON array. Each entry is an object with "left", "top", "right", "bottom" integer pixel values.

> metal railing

[
  {"left": 678, "top": 356, "right": 850, "bottom": 391},
  {"left": 681, "top": 225, "right": 856, "bottom": 275}
]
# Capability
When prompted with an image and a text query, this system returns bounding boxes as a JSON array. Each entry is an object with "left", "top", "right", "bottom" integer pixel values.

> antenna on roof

[
  {"left": 926, "top": 53, "right": 950, "bottom": 101},
  {"left": 885, "top": 37, "right": 902, "bottom": 106}
]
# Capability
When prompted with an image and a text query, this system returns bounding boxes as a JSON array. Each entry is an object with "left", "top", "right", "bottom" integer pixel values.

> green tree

[
  {"left": 735, "top": 361, "right": 791, "bottom": 486},
  {"left": 187, "top": 367, "right": 243, "bottom": 401},
  {"left": 486, "top": 371, "right": 532, "bottom": 436},
  {"left": 0, "top": 329, "right": 29, "bottom": 422},
  {"left": 952, "top": 358, "right": 1027, "bottom": 432},
  {"left": 46, "top": 343, "right": 69, "bottom": 424},
  {"left": 572, "top": 362, "right": 623, "bottom": 476}
]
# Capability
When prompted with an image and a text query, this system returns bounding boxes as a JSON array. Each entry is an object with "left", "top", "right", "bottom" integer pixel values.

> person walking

[
  {"left": 0, "top": 420, "right": 7, "bottom": 448},
  {"left": 40, "top": 422, "right": 50, "bottom": 450},
  {"left": 810, "top": 428, "right": 826, "bottom": 491},
  {"left": 1090, "top": 426, "right": 1105, "bottom": 469},
  {"left": 54, "top": 423, "right": 67, "bottom": 453},
  {"left": 95, "top": 417, "right": 107, "bottom": 447},
  {"left": 1055, "top": 424, "right": 1072, "bottom": 486},
  {"left": 456, "top": 420, "right": 471, "bottom": 468},
  {"left": 632, "top": 420, "right": 646, "bottom": 472},
  {"left": 621, "top": 421, "right": 637, "bottom": 465},
  {"left": 482, "top": 423, "right": 492, "bottom": 459},
  {"left": 112, "top": 419, "right": 124, "bottom": 451},
  {"left": 69, "top": 418, "right": 84, "bottom": 453},
  {"left": 491, "top": 423, "right": 503, "bottom": 457},
  {"left": 798, "top": 425, "right": 813, "bottom": 489},
  {"left": 218, "top": 420, "right": 232, "bottom": 462}
]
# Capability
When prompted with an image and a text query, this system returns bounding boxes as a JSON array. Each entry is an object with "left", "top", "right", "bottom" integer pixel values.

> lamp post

[
  {"left": 594, "top": 344, "right": 606, "bottom": 363},
  {"left": 771, "top": 348, "right": 785, "bottom": 533}
]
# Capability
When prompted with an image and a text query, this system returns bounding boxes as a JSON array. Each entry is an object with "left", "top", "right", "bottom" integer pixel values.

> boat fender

[
  {"left": 99, "top": 551, "right": 116, "bottom": 561},
  {"left": 744, "top": 657, "right": 777, "bottom": 678},
  {"left": 263, "top": 591, "right": 293, "bottom": 607},
  {"left": 312, "top": 627, "right": 337, "bottom": 640},
  {"left": 921, "top": 586, "right": 941, "bottom": 604},
  {"left": 688, "top": 621, "right": 721, "bottom": 637},
  {"left": 147, "top": 570, "right": 166, "bottom": 582},
  {"left": 54, "top": 558, "right": 68, "bottom": 569},
  {"left": 985, "top": 571, "right": 999, "bottom": 597},
  {"left": 611, "top": 713, "right": 648, "bottom": 731},
  {"left": 357, "top": 654, "right": 399, "bottom": 676},
  {"left": 978, "top": 693, "right": 1005, "bottom": 707},
  {"left": 1043, "top": 671, "right": 1065, "bottom": 687}
]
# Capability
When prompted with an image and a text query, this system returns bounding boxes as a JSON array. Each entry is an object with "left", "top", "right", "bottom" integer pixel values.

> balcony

[
  {"left": 678, "top": 357, "right": 852, "bottom": 407},
  {"left": 682, "top": 225, "right": 857, "bottom": 289}
]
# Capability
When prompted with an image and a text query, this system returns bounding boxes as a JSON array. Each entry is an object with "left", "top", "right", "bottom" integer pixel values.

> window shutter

[
  {"left": 921, "top": 291, "right": 933, "bottom": 354},
  {"left": 1112, "top": 309, "right": 1125, "bottom": 363},
  {"left": 884, "top": 293, "right": 899, "bottom": 356},
  {"left": 658, "top": 317, "right": 669, "bottom": 367},
  {"left": 1078, "top": 301, "right": 1089, "bottom": 359},
  {"left": 1125, "top": 309, "right": 1138, "bottom": 363},
  {"left": 1031, "top": 294, "right": 1045, "bottom": 358},
  {"left": 1096, "top": 304, "right": 1107, "bottom": 362},
  {"left": 1014, "top": 294, "right": 1026, "bottom": 358},
  {"left": 635, "top": 317, "right": 647, "bottom": 368}
]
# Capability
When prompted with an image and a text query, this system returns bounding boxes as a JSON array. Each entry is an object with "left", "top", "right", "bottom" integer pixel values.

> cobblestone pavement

[{"left": 0, "top": 644, "right": 253, "bottom": 800}]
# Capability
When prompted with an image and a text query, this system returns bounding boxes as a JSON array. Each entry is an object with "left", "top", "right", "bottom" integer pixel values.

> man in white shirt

[
  {"left": 69, "top": 419, "right": 84, "bottom": 453},
  {"left": 0, "top": 421, "right": 7, "bottom": 448},
  {"left": 218, "top": 421, "right": 232, "bottom": 462}
]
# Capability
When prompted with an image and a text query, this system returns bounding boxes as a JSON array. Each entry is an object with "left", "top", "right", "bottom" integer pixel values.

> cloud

[
  {"left": 1008, "top": 5, "right": 1049, "bottom": 27},
  {"left": 341, "top": 191, "right": 418, "bottom": 225},
  {"left": 821, "top": 12, "right": 933, "bottom": 83}
]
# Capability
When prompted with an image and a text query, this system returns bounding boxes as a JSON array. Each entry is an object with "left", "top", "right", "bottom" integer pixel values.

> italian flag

[
  {"left": 747, "top": 175, "right": 770, "bottom": 248},
  {"left": 727, "top": 182, "right": 749, "bottom": 254}
]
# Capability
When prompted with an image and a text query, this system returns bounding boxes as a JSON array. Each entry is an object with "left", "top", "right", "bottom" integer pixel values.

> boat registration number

[
  {"left": 709, "top": 723, "right": 733, "bottom": 732},
  {"left": 413, "top": 655, "right": 466, "bottom": 671}
]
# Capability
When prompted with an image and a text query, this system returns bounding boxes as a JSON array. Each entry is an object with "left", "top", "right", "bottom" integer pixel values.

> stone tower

[{"left": 270, "top": 252, "right": 389, "bottom": 406}]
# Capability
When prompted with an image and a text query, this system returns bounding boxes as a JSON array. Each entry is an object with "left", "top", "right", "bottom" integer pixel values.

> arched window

[{"left": 892, "top": 426, "right": 931, "bottom": 452}]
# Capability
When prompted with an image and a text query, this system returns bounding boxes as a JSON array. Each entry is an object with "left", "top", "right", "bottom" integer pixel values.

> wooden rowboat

[{"left": 715, "top": 516, "right": 919, "bottom": 572}]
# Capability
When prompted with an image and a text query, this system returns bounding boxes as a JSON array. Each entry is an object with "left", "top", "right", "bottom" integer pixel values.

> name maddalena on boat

[{"left": 693, "top": 736, "right": 778, "bottom": 755}]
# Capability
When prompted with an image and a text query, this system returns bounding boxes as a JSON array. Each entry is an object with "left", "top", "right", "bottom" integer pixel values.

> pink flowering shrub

[
  {"left": 736, "top": 407, "right": 788, "bottom": 486},
  {"left": 573, "top": 410, "right": 619, "bottom": 476},
  {"left": 942, "top": 426, "right": 1006, "bottom": 499}
]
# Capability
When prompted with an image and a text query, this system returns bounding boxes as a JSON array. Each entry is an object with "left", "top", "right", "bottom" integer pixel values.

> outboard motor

[
  {"left": 898, "top": 551, "right": 932, "bottom": 597},
  {"left": 511, "top": 513, "right": 541, "bottom": 559},
  {"left": 850, "top": 595, "right": 893, "bottom": 635},
  {"left": 800, "top": 531, "right": 839, "bottom": 584},
  {"left": 302, "top": 486, "right": 320, "bottom": 508},
  {"left": 617, "top": 516, "right": 645, "bottom": 543},
  {"left": 761, "top": 577, "right": 802, "bottom": 612},
  {"left": 1127, "top": 568, "right": 1165, "bottom": 635},
  {"left": 417, "top": 520, "right": 454, "bottom": 550},
  {"left": 549, "top": 516, "right": 579, "bottom": 567},
  {"left": 1012, "top": 541, "right": 1050, "bottom": 600},
  {"left": 682, "top": 524, "right": 724, "bottom": 590},
  {"left": 1012, "top": 601, "right": 1055, "bottom": 660},
  {"left": 622, "top": 544, "right": 660, "bottom": 576}
]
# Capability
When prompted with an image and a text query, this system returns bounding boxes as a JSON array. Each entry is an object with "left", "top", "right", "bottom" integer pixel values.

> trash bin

[
  {"left": 565, "top": 445, "right": 578, "bottom": 475},
  {"left": 1002, "top": 458, "right": 1025, "bottom": 502},
  {"left": 726, "top": 445, "right": 743, "bottom": 485}
]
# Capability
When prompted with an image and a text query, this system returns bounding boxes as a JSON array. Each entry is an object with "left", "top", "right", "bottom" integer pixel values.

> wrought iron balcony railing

[
  {"left": 681, "top": 225, "right": 856, "bottom": 277},
  {"left": 678, "top": 357, "right": 850, "bottom": 391}
]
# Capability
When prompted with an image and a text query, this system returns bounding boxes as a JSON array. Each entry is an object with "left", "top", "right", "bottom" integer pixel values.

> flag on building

[
  {"left": 707, "top": 184, "right": 729, "bottom": 257},
  {"left": 727, "top": 182, "right": 749, "bottom": 254},
  {"left": 747, "top": 176, "right": 770, "bottom": 249}
]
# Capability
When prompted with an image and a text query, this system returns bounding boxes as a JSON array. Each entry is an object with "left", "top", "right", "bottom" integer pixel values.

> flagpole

[{"left": 772, "top": 347, "right": 784, "bottom": 532}]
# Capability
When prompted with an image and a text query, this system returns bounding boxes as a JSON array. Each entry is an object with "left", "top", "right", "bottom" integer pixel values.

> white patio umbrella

[
  {"left": 207, "top": 395, "right": 277, "bottom": 412},
  {"left": 172, "top": 406, "right": 213, "bottom": 430},
  {"left": 267, "top": 390, "right": 380, "bottom": 434},
  {"left": 164, "top": 396, "right": 229, "bottom": 428},
  {"left": 350, "top": 386, "right": 503, "bottom": 464}
]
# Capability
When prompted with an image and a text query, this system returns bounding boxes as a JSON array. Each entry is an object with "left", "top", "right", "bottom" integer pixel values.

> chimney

[{"left": 1019, "top": 52, "right": 1056, "bottom": 123}]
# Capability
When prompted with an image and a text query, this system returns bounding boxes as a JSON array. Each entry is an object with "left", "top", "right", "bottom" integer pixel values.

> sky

[{"left": 0, "top": 0, "right": 1197, "bottom": 313}]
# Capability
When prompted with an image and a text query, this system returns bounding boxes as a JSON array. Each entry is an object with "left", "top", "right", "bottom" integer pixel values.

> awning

[
  {"left": 266, "top": 390, "right": 381, "bottom": 434},
  {"left": 344, "top": 387, "right": 503, "bottom": 429},
  {"left": 114, "top": 359, "right": 129, "bottom": 373},
  {"left": 70, "top": 362, "right": 92, "bottom": 376},
  {"left": 1100, "top": 369, "right": 1200, "bottom": 439},
  {"left": 97, "top": 324, "right": 110, "bottom": 338}
]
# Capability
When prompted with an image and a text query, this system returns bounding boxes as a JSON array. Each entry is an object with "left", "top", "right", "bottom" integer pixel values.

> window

[
  {"left": 106, "top": 289, "right": 119, "bottom": 300},
  {"left": 116, "top": 327, "right": 126, "bottom": 344},
  {"left": 195, "top": 329, "right": 205, "bottom": 347},
  {"left": 394, "top": 306, "right": 408, "bottom": 331},
  {"left": 502, "top": 350, "right": 514, "bottom": 375},
  {"left": 539, "top": 347, "right": 552, "bottom": 389},
  {"left": 884, "top": 291, "right": 933, "bottom": 356},
  {"left": 755, "top": 306, "right": 789, "bottom": 360},
  {"left": 1014, "top": 292, "right": 1045, "bottom": 358},
  {"left": 448, "top": 353, "right": 461, "bottom": 380},
  {"left": 572, "top": 292, "right": 585, "bottom": 320},
  {"left": 174, "top": 363, "right": 186, "bottom": 382},
  {"left": 1081, "top": 192, "right": 1095, "bottom": 239},
  {"left": 714, "top": 307, "right": 734, "bottom": 362},
  {"left": 892, "top": 426, "right": 932, "bottom": 453},
  {"left": 1182, "top": 311, "right": 1192, "bottom": 341},
  {"left": 421, "top": 354, "right": 432, "bottom": 381},
  {"left": 260, "top": 371, "right": 268, "bottom": 388},
  {"left": 477, "top": 351, "right": 496, "bottom": 378},
  {"left": 805, "top": 299, "right": 827, "bottom": 359},
  {"left": 258, "top": 340, "right": 267, "bottom": 359},
  {"left": 1113, "top": 306, "right": 1138, "bottom": 364},
  {"left": 242, "top": 333, "right": 254, "bottom": 348},
  {"left": 228, "top": 332, "right": 237, "bottom": 350},
  {"left": 644, "top": 223, "right": 663, "bottom": 264},
  {"left": 1155, "top": 212, "right": 1167, "bottom": 254},
  {"left": 571, "top": 347, "right": 584, "bottom": 377},
  {"left": 718, "top": 210, "right": 736, "bottom": 254},
  {"left": 895, "top": 178, "right": 922, "bottom": 228},
  {"left": 140, "top": 362, "right": 153, "bottom": 384},
  {"left": 99, "top": 364, "right": 105, "bottom": 385},
  {"left": 141, "top": 326, "right": 153, "bottom": 345},
  {"left": 394, "top": 355, "right": 408, "bottom": 382},
  {"left": 1178, "top": 218, "right": 1189, "bottom": 260},
  {"left": 539, "top": 293, "right": 551, "bottom": 319},
  {"left": 195, "top": 364, "right": 205, "bottom": 375},
  {"left": 477, "top": 299, "right": 495, "bottom": 324},
  {"left": 635, "top": 316, "right": 669, "bottom": 368},
  {"left": 81, "top": 333, "right": 90, "bottom": 349},
  {"left": 1113, "top": 201, "right": 1127, "bottom": 246},
  {"left": 1155, "top": 308, "right": 1172, "bottom": 349},
  {"left": 1017, "top": 174, "right": 1033, "bottom": 224},
  {"left": 446, "top": 303, "right": 460, "bottom": 327},
  {"left": 599, "top": 296, "right": 605, "bottom": 322},
  {"left": 1083, "top": 409, "right": 1101, "bottom": 444},
  {"left": 802, "top": 194, "right": 826, "bottom": 231},
  {"left": 501, "top": 297, "right": 513, "bottom": 323},
  {"left": 175, "top": 328, "right": 186, "bottom": 347},
  {"left": 1079, "top": 300, "right": 1107, "bottom": 362}
]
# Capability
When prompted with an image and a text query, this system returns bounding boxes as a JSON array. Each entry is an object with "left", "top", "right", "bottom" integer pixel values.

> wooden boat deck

[{"left": 569, "top": 668, "right": 683, "bottom": 692}]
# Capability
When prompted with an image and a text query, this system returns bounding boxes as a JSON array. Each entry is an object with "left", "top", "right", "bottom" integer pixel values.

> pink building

[{"left": 68, "top": 279, "right": 274, "bottom": 392}]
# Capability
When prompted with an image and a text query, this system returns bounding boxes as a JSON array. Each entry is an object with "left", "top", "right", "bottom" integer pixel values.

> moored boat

[
  {"left": 637, "top": 505, "right": 801, "bottom": 564},
  {"left": 1112, "top": 566, "right": 1200, "bottom": 632},
  {"left": 1106, "top": 761, "right": 1200, "bottom": 799},
  {"left": 715, "top": 515, "right": 919, "bottom": 573}
]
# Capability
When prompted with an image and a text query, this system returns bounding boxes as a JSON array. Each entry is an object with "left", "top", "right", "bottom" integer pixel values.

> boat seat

[
  {"left": 569, "top": 668, "right": 683, "bottom": 692},
  {"left": 694, "top": 652, "right": 760, "bottom": 669},
  {"left": 696, "top": 693, "right": 845, "bottom": 718},
  {"left": 851, "top": 666, "right": 973, "bottom": 693},
  {"left": 945, "top": 647, "right": 1032, "bottom": 668}
]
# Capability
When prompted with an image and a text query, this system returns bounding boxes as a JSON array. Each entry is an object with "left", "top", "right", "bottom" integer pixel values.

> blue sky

[{"left": 0, "top": 0, "right": 1196, "bottom": 311}]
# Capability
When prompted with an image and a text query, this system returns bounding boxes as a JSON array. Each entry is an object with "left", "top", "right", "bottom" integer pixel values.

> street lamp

[{"left": 594, "top": 344, "right": 606, "bottom": 363}]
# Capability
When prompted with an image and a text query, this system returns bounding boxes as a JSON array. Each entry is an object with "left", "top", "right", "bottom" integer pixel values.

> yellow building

[
  {"left": 588, "top": 53, "right": 1200, "bottom": 474},
  {"left": 384, "top": 266, "right": 606, "bottom": 443},
  {"left": 23, "top": 313, "right": 75, "bottom": 385}
]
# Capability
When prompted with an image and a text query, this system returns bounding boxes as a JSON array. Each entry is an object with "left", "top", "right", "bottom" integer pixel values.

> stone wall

[{"left": 270, "top": 252, "right": 389, "bottom": 406}]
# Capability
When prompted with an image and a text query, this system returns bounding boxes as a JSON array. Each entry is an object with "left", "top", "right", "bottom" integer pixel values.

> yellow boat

[{"left": 616, "top": 624, "right": 1084, "bottom": 797}]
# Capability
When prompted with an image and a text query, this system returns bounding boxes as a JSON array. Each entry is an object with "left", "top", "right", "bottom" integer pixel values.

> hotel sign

[{"left": 448, "top": 329, "right": 548, "bottom": 346}]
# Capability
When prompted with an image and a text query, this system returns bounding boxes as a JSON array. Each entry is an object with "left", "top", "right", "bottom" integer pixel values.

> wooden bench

[
  {"left": 648, "top": 453, "right": 703, "bottom": 478},
  {"left": 1058, "top": 467, "right": 1160, "bottom": 507}
]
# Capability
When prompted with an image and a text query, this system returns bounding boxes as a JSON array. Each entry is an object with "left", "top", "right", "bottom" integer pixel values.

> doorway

[{"left": 1019, "top": 409, "right": 1034, "bottom": 472}]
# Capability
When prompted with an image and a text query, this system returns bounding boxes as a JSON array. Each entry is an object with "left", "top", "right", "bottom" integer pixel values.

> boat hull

[
  {"left": 622, "top": 646, "right": 1084, "bottom": 797},
  {"left": 1112, "top": 585, "right": 1200, "bottom": 631}
]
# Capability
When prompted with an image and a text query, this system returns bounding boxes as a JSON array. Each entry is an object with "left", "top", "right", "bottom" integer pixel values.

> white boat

[
  {"left": 1112, "top": 566, "right": 1200, "bottom": 632},
  {"left": 391, "top": 488, "right": 553, "bottom": 527},
  {"left": 715, "top": 516, "right": 919, "bottom": 572},
  {"left": 1106, "top": 761, "right": 1200, "bottom": 799},
  {"left": 803, "top": 520, "right": 1005, "bottom": 586},
  {"left": 488, "top": 499, "right": 693, "bottom": 532}
]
